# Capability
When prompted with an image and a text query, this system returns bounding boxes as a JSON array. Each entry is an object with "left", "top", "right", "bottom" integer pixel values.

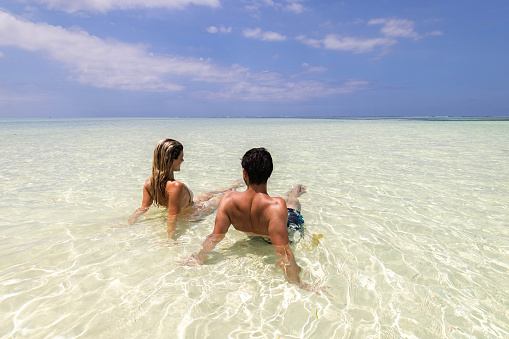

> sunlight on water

[{"left": 0, "top": 118, "right": 508, "bottom": 338}]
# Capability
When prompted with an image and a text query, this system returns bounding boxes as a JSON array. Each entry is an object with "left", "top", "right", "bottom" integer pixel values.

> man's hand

[
  {"left": 297, "top": 280, "right": 331, "bottom": 295},
  {"left": 176, "top": 252, "right": 207, "bottom": 266},
  {"left": 176, "top": 233, "right": 225, "bottom": 266},
  {"left": 274, "top": 244, "right": 303, "bottom": 284}
]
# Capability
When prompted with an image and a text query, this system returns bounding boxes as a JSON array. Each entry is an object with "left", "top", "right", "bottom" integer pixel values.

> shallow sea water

[{"left": 0, "top": 118, "right": 508, "bottom": 338}]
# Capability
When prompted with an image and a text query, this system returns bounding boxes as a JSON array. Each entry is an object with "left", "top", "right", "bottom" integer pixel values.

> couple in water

[{"left": 130, "top": 138, "right": 317, "bottom": 292}]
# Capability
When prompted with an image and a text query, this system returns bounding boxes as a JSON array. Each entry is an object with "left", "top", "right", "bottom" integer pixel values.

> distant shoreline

[
  {"left": 232, "top": 116, "right": 509, "bottom": 121},
  {"left": 1, "top": 116, "right": 509, "bottom": 122}
]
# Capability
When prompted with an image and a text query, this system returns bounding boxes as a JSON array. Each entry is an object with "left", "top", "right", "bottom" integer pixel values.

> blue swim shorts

[
  {"left": 249, "top": 208, "right": 305, "bottom": 244},
  {"left": 287, "top": 208, "right": 304, "bottom": 243}
]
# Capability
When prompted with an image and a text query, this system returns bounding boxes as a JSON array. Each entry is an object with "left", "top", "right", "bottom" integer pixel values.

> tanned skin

[
  {"left": 128, "top": 151, "right": 192, "bottom": 238},
  {"left": 182, "top": 169, "right": 317, "bottom": 291},
  {"left": 129, "top": 151, "right": 242, "bottom": 238}
]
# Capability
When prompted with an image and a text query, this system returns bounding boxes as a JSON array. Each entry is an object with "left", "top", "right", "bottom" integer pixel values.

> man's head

[{"left": 241, "top": 148, "right": 273, "bottom": 185}]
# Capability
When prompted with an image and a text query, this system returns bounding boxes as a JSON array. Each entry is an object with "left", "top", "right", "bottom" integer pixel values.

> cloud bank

[
  {"left": 297, "top": 18, "right": 442, "bottom": 54},
  {"left": 0, "top": 11, "right": 369, "bottom": 101},
  {"left": 196, "top": 79, "right": 370, "bottom": 102},
  {"left": 30, "top": 0, "right": 221, "bottom": 13},
  {"left": 0, "top": 11, "right": 246, "bottom": 92}
]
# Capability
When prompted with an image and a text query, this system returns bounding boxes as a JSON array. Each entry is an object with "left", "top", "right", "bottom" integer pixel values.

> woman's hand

[{"left": 128, "top": 207, "right": 149, "bottom": 225}]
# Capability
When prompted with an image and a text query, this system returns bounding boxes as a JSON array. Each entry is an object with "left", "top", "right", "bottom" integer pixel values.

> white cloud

[
  {"left": 243, "top": 28, "right": 286, "bottom": 41},
  {"left": 32, "top": 0, "right": 220, "bottom": 13},
  {"left": 245, "top": 0, "right": 306, "bottom": 14},
  {"left": 296, "top": 35, "right": 321, "bottom": 48},
  {"left": 196, "top": 79, "right": 370, "bottom": 102},
  {"left": 262, "top": 31, "right": 286, "bottom": 41},
  {"left": 368, "top": 18, "right": 420, "bottom": 39},
  {"left": 297, "top": 34, "right": 396, "bottom": 53},
  {"left": 206, "top": 25, "right": 232, "bottom": 34},
  {"left": 206, "top": 26, "right": 218, "bottom": 33},
  {"left": 323, "top": 34, "right": 396, "bottom": 53},
  {"left": 285, "top": 1, "right": 304, "bottom": 14},
  {"left": 21, "top": 6, "right": 39, "bottom": 20},
  {"left": 297, "top": 17, "right": 438, "bottom": 55},
  {"left": 244, "top": 0, "right": 275, "bottom": 12},
  {"left": 301, "top": 63, "right": 327, "bottom": 73},
  {"left": 243, "top": 28, "right": 261, "bottom": 38},
  {"left": 250, "top": 70, "right": 284, "bottom": 85},
  {"left": 0, "top": 11, "right": 371, "bottom": 102},
  {"left": 0, "top": 11, "right": 246, "bottom": 91}
]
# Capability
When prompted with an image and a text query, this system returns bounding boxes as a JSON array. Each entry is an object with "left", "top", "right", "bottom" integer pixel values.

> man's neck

[{"left": 247, "top": 183, "right": 268, "bottom": 195}]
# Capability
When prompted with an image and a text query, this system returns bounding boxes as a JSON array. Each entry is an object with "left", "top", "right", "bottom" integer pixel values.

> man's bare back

[
  {"left": 184, "top": 181, "right": 303, "bottom": 285},
  {"left": 213, "top": 187, "right": 290, "bottom": 246},
  {"left": 179, "top": 148, "right": 323, "bottom": 293}
]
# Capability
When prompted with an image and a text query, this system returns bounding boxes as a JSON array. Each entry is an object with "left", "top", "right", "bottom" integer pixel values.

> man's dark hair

[{"left": 242, "top": 148, "right": 273, "bottom": 185}]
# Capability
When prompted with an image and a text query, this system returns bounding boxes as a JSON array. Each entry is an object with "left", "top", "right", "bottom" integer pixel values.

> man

[{"left": 183, "top": 148, "right": 315, "bottom": 291}]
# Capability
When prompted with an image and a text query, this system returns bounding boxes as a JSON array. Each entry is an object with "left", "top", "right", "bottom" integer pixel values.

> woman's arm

[
  {"left": 165, "top": 181, "right": 186, "bottom": 238},
  {"left": 128, "top": 179, "right": 153, "bottom": 225}
]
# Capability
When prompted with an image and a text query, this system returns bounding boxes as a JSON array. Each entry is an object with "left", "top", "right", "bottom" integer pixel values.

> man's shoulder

[
  {"left": 222, "top": 189, "right": 240, "bottom": 200},
  {"left": 270, "top": 196, "right": 287, "bottom": 207},
  {"left": 219, "top": 190, "right": 242, "bottom": 207},
  {"left": 259, "top": 195, "right": 287, "bottom": 217},
  {"left": 266, "top": 195, "right": 286, "bottom": 206},
  {"left": 218, "top": 191, "right": 248, "bottom": 220}
]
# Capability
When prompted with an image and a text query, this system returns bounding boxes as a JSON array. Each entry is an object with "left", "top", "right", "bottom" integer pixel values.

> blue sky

[{"left": 0, "top": 0, "right": 508, "bottom": 118}]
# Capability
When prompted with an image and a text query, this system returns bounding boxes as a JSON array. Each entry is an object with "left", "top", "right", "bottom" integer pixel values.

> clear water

[{"left": 0, "top": 118, "right": 508, "bottom": 338}]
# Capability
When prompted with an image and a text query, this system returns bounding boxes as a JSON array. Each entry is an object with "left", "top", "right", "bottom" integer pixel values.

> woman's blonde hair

[{"left": 150, "top": 138, "right": 183, "bottom": 206}]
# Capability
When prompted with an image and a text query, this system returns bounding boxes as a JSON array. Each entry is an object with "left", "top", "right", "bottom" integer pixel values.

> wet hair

[
  {"left": 241, "top": 148, "right": 273, "bottom": 185},
  {"left": 150, "top": 138, "right": 183, "bottom": 206}
]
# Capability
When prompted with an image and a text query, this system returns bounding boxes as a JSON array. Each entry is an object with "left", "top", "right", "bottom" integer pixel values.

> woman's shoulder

[
  {"left": 143, "top": 177, "right": 151, "bottom": 189},
  {"left": 165, "top": 180, "right": 191, "bottom": 203},
  {"left": 165, "top": 180, "right": 186, "bottom": 193},
  {"left": 165, "top": 179, "right": 183, "bottom": 187}
]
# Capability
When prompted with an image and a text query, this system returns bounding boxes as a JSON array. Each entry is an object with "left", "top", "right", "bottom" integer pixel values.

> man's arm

[
  {"left": 269, "top": 199, "right": 328, "bottom": 294},
  {"left": 274, "top": 244, "right": 302, "bottom": 284},
  {"left": 179, "top": 193, "right": 232, "bottom": 266},
  {"left": 194, "top": 193, "right": 233, "bottom": 263},
  {"left": 267, "top": 199, "right": 304, "bottom": 286}
]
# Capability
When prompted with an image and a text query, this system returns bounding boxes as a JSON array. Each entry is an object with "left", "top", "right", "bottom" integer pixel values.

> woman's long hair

[{"left": 150, "top": 139, "right": 183, "bottom": 207}]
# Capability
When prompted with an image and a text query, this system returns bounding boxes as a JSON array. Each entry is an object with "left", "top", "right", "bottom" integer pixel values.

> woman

[{"left": 128, "top": 138, "right": 242, "bottom": 237}]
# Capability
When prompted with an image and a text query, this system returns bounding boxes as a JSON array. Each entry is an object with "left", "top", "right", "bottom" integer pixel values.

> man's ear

[{"left": 242, "top": 168, "right": 249, "bottom": 186}]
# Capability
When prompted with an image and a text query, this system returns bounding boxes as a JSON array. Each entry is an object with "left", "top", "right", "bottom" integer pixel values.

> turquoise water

[{"left": 0, "top": 118, "right": 508, "bottom": 338}]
